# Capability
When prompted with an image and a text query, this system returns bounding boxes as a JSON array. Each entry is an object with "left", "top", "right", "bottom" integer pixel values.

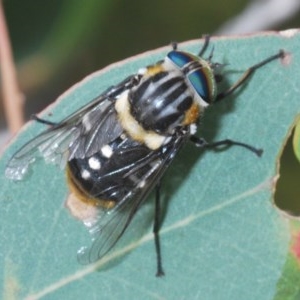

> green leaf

[
  {"left": 293, "top": 118, "right": 300, "bottom": 163},
  {"left": 1, "top": 30, "right": 300, "bottom": 300}
]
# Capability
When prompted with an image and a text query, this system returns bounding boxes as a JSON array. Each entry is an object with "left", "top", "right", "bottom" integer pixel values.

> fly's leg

[
  {"left": 171, "top": 34, "right": 210, "bottom": 55},
  {"left": 30, "top": 74, "right": 140, "bottom": 128},
  {"left": 190, "top": 136, "right": 263, "bottom": 157},
  {"left": 198, "top": 35, "right": 210, "bottom": 57},
  {"left": 154, "top": 181, "right": 165, "bottom": 277},
  {"left": 216, "top": 50, "right": 285, "bottom": 101},
  {"left": 193, "top": 51, "right": 285, "bottom": 156}
]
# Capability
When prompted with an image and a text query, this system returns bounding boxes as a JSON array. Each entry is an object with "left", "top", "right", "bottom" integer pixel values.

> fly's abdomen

[{"left": 66, "top": 136, "right": 157, "bottom": 208}]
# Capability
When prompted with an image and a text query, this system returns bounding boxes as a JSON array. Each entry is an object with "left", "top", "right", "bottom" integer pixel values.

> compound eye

[
  {"left": 167, "top": 50, "right": 215, "bottom": 104},
  {"left": 167, "top": 51, "right": 192, "bottom": 68},
  {"left": 187, "top": 69, "right": 210, "bottom": 102}
]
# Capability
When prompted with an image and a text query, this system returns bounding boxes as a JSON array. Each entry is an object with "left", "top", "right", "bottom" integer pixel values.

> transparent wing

[
  {"left": 5, "top": 125, "right": 80, "bottom": 180},
  {"left": 5, "top": 76, "right": 136, "bottom": 181},
  {"left": 77, "top": 135, "right": 188, "bottom": 264}
]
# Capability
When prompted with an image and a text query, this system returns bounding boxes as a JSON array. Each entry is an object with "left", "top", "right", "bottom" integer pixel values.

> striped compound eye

[
  {"left": 167, "top": 50, "right": 216, "bottom": 105},
  {"left": 167, "top": 50, "right": 194, "bottom": 68}
]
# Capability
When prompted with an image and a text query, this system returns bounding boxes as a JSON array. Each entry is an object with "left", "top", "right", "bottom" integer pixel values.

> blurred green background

[{"left": 1, "top": 0, "right": 300, "bottom": 213}]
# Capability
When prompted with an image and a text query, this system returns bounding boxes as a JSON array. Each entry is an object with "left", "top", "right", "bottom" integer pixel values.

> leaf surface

[{"left": 1, "top": 30, "right": 300, "bottom": 300}]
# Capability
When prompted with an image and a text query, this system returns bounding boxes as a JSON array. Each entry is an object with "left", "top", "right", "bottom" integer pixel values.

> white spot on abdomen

[
  {"left": 81, "top": 169, "right": 91, "bottom": 179},
  {"left": 101, "top": 145, "right": 113, "bottom": 158},
  {"left": 88, "top": 157, "right": 101, "bottom": 170}
]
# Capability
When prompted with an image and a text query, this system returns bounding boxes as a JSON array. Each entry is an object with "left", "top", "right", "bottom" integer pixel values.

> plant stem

[{"left": 0, "top": 1, "right": 24, "bottom": 134}]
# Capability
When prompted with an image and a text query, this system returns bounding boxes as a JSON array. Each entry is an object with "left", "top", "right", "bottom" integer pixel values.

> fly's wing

[
  {"left": 77, "top": 134, "right": 188, "bottom": 264},
  {"left": 5, "top": 76, "right": 136, "bottom": 181}
]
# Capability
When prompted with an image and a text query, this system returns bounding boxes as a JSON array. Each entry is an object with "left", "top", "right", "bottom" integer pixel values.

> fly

[{"left": 5, "top": 36, "right": 284, "bottom": 276}]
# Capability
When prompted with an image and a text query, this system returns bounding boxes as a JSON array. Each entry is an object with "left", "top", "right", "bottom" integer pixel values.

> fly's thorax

[
  {"left": 115, "top": 91, "right": 169, "bottom": 150},
  {"left": 129, "top": 66, "right": 198, "bottom": 135},
  {"left": 127, "top": 51, "right": 216, "bottom": 132},
  {"left": 114, "top": 50, "right": 218, "bottom": 150},
  {"left": 115, "top": 88, "right": 199, "bottom": 150}
]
